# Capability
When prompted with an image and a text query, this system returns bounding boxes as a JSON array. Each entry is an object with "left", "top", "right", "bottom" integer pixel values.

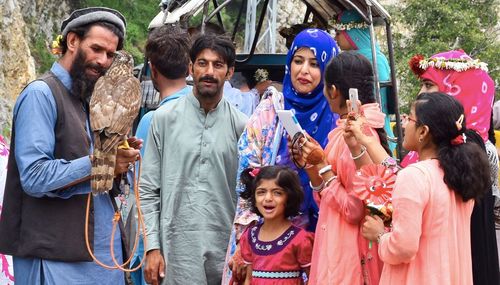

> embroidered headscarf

[
  {"left": 278, "top": 29, "right": 339, "bottom": 230},
  {"left": 337, "top": 10, "right": 390, "bottom": 84},
  {"left": 336, "top": 10, "right": 396, "bottom": 151},
  {"left": 411, "top": 50, "right": 494, "bottom": 141},
  {"left": 402, "top": 50, "right": 494, "bottom": 167}
]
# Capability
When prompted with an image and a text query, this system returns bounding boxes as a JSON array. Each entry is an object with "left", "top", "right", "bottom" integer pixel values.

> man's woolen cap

[{"left": 61, "top": 7, "right": 127, "bottom": 37}]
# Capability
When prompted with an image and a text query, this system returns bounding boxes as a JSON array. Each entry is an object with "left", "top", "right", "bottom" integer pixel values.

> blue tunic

[
  {"left": 11, "top": 62, "right": 124, "bottom": 285},
  {"left": 223, "top": 81, "right": 260, "bottom": 117}
]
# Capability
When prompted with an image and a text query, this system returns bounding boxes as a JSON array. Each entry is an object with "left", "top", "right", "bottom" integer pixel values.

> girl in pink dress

[
  {"left": 360, "top": 92, "right": 491, "bottom": 284},
  {"left": 291, "top": 51, "right": 392, "bottom": 285},
  {"left": 238, "top": 166, "right": 314, "bottom": 284}
]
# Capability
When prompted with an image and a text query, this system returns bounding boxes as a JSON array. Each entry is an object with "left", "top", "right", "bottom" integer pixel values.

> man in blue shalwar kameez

[{"left": 0, "top": 7, "right": 141, "bottom": 284}]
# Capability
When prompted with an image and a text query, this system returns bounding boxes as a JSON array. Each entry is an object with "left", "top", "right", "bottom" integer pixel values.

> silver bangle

[
  {"left": 350, "top": 145, "right": 367, "bottom": 160},
  {"left": 309, "top": 180, "right": 325, "bottom": 193},
  {"left": 324, "top": 176, "right": 337, "bottom": 188},
  {"left": 318, "top": 165, "right": 332, "bottom": 176}
]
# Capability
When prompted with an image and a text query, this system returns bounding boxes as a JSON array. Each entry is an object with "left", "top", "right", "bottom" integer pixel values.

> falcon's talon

[{"left": 118, "top": 140, "right": 130, "bottom": 150}]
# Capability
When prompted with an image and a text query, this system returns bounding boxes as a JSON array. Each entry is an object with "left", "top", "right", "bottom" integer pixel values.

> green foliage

[
  {"left": 387, "top": 0, "right": 499, "bottom": 112},
  {"left": 79, "top": 0, "right": 160, "bottom": 64},
  {"left": 30, "top": 36, "right": 57, "bottom": 74},
  {"left": 188, "top": 0, "right": 247, "bottom": 50}
]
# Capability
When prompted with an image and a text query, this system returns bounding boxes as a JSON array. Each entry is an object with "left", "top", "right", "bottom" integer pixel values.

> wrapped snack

[{"left": 366, "top": 200, "right": 393, "bottom": 226}]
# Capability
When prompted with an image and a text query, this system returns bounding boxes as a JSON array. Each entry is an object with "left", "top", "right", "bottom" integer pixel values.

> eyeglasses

[{"left": 407, "top": 117, "right": 418, "bottom": 124}]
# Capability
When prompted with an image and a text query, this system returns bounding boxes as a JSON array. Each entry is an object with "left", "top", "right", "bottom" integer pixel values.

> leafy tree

[
  {"left": 30, "top": 0, "right": 160, "bottom": 73},
  {"left": 387, "top": 0, "right": 499, "bottom": 112},
  {"left": 188, "top": 0, "right": 248, "bottom": 51},
  {"left": 79, "top": 0, "right": 160, "bottom": 64}
]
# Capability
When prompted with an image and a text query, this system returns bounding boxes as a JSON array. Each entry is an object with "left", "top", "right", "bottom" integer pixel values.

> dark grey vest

[{"left": 0, "top": 71, "right": 96, "bottom": 261}]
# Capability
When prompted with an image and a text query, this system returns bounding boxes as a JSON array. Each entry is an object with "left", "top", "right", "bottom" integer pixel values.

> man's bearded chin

[{"left": 69, "top": 49, "right": 106, "bottom": 101}]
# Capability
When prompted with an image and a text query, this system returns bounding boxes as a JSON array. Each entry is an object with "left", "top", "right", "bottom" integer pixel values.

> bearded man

[
  {"left": 0, "top": 7, "right": 141, "bottom": 284},
  {"left": 139, "top": 34, "right": 247, "bottom": 285}
]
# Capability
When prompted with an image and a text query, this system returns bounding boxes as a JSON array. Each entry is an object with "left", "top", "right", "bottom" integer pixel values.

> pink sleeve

[
  {"left": 313, "top": 169, "right": 365, "bottom": 225},
  {"left": 239, "top": 228, "right": 253, "bottom": 264},
  {"left": 324, "top": 179, "right": 365, "bottom": 224},
  {"left": 325, "top": 143, "right": 365, "bottom": 224},
  {"left": 296, "top": 231, "right": 314, "bottom": 268},
  {"left": 378, "top": 166, "right": 429, "bottom": 265},
  {"left": 316, "top": 131, "right": 365, "bottom": 224}
]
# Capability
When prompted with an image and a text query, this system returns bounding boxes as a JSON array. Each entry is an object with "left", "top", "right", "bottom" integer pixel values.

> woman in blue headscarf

[
  {"left": 335, "top": 9, "right": 396, "bottom": 152},
  {"left": 222, "top": 28, "right": 340, "bottom": 284}
]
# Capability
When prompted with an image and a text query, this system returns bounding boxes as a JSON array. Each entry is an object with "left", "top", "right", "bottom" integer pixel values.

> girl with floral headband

[
  {"left": 354, "top": 92, "right": 491, "bottom": 284},
  {"left": 406, "top": 49, "right": 499, "bottom": 284},
  {"left": 237, "top": 166, "right": 314, "bottom": 284},
  {"left": 332, "top": 9, "right": 396, "bottom": 152}
]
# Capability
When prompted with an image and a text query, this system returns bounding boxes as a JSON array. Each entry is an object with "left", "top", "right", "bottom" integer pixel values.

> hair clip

[
  {"left": 451, "top": 133, "right": 467, "bottom": 145},
  {"left": 249, "top": 168, "right": 260, "bottom": 178},
  {"left": 455, "top": 114, "right": 464, "bottom": 131}
]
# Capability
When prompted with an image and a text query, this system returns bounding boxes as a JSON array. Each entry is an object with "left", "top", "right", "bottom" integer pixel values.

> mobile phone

[
  {"left": 349, "top": 88, "right": 359, "bottom": 113},
  {"left": 276, "top": 110, "right": 307, "bottom": 141}
]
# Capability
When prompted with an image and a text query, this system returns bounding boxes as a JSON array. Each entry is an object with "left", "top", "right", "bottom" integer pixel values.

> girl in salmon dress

[
  {"left": 403, "top": 50, "right": 499, "bottom": 284},
  {"left": 238, "top": 166, "right": 314, "bottom": 284},
  {"left": 358, "top": 92, "right": 491, "bottom": 284},
  {"left": 291, "top": 51, "right": 392, "bottom": 285}
]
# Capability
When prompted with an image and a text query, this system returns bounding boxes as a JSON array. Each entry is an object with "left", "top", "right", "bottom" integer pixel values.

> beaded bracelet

[
  {"left": 381, "top": 156, "right": 397, "bottom": 168},
  {"left": 376, "top": 231, "right": 386, "bottom": 244},
  {"left": 350, "top": 145, "right": 367, "bottom": 160},
  {"left": 309, "top": 180, "right": 325, "bottom": 193}
]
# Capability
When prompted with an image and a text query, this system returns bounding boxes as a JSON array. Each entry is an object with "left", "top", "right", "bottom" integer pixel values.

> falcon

[{"left": 89, "top": 50, "right": 141, "bottom": 194}]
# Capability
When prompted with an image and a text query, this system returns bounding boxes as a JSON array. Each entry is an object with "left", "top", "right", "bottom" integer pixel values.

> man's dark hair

[
  {"left": 61, "top": 22, "right": 125, "bottom": 54},
  {"left": 146, "top": 25, "right": 190, "bottom": 79},
  {"left": 189, "top": 35, "right": 235, "bottom": 68}
]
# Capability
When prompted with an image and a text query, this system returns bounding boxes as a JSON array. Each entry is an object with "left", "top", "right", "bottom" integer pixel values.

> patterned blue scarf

[{"left": 277, "top": 29, "right": 339, "bottom": 231}]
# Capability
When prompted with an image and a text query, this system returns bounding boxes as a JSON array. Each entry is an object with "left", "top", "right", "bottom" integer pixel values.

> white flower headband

[
  {"left": 419, "top": 57, "right": 489, "bottom": 73},
  {"left": 329, "top": 20, "right": 368, "bottom": 31}
]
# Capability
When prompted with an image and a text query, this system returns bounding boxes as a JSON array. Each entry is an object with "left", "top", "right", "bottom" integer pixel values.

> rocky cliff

[{"left": 0, "top": 0, "right": 74, "bottom": 138}]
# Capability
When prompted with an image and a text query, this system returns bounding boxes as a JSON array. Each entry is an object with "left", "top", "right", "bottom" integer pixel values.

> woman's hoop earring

[{"left": 418, "top": 137, "right": 423, "bottom": 143}]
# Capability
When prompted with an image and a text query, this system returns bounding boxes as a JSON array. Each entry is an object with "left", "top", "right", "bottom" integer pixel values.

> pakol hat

[{"left": 61, "top": 7, "right": 126, "bottom": 37}]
